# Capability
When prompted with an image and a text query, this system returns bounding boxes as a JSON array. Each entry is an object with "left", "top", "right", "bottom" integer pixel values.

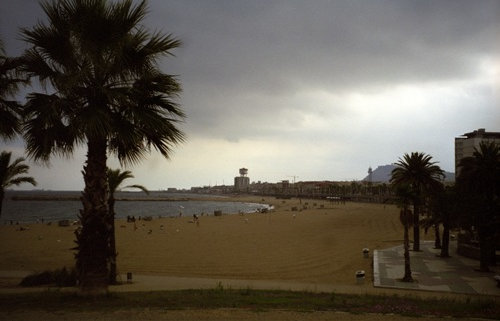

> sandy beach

[
  {"left": 0, "top": 196, "right": 418, "bottom": 287},
  {"left": 3, "top": 196, "right": 497, "bottom": 320}
]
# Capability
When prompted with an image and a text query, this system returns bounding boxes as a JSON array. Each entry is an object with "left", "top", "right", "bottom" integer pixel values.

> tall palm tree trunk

[
  {"left": 76, "top": 137, "right": 110, "bottom": 294},
  {"left": 108, "top": 196, "right": 117, "bottom": 284},
  {"left": 477, "top": 212, "right": 494, "bottom": 271},
  {"left": 434, "top": 223, "right": 441, "bottom": 249},
  {"left": 403, "top": 221, "right": 413, "bottom": 282},
  {"left": 440, "top": 222, "right": 450, "bottom": 257},
  {"left": 486, "top": 203, "right": 497, "bottom": 267},
  {"left": 412, "top": 202, "right": 420, "bottom": 251},
  {"left": 478, "top": 225, "right": 490, "bottom": 272},
  {"left": 0, "top": 189, "right": 4, "bottom": 218}
]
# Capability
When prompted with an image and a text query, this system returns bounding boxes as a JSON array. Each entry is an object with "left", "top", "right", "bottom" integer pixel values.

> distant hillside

[{"left": 363, "top": 165, "right": 455, "bottom": 183}]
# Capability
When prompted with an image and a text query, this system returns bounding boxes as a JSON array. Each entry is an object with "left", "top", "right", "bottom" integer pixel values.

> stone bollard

[{"left": 363, "top": 248, "right": 370, "bottom": 258}]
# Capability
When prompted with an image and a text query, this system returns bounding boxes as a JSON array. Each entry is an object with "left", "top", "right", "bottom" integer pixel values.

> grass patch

[{"left": 0, "top": 287, "right": 498, "bottom": 319}]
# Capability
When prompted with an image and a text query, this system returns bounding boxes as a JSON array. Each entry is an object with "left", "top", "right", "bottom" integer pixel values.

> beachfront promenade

[{"left": 374, "top": 240, "right": 499, "bottom": 296}]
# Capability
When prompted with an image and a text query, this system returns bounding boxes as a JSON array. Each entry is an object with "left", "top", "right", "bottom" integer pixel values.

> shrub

[{"left": 20, "top": 267, "right": 77, "bottom": 287}]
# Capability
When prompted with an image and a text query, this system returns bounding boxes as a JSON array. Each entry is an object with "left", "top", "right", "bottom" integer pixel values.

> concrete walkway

[{"left": 373, "top": 240, "right": 500, "bottom": 295}]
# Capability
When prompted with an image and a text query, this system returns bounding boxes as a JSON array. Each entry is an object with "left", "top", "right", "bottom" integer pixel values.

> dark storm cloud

[
  {"left": 151, "top": 0, "right": 498, "bottom": 88},
  {"left": 1, "top": 1, "right": 498, "bottom": 187},
  {"left": 141, "top": 0, "right": 500, "bottom": 139},
  {"left": 3, "top": 1, "right": 498, "bottom": 105},
  {"left": 0, "top": 1, "right": 44, "bottom": 54}
]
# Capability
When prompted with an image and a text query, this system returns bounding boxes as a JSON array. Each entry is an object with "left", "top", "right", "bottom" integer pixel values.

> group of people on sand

[
  {"left": 191, "top": 214, "right": 200, "bottom": 226},
  {"left": 124, "top": 212, "right": 203, "bottom": 232}
]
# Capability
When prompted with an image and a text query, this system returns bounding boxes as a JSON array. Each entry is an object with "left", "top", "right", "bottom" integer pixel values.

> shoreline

[
  {"left": 1, "top": 194, "right": 273, "bottom": 224},
  {"left": 6, "top": 194, "right": 274, "bottom": 206},
  {"left": 10, "top": 196, "right": 217, "bottom": 202}
]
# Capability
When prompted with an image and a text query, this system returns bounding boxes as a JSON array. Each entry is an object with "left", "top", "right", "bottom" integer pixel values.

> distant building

[
  {"left": 234, "top": 168, "right": 250, "bottom": 192},
  {"left": 455, "top": 128, "right": 500, "bottom": 175}
]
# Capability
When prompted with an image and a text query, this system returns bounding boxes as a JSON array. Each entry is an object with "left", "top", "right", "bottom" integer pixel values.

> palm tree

[
  {"left": 21, "top": 0, "right": 184, "bottom": 293},
  {"left": 390, "top": 152, "right": 445, "bottom": 251},
  {"left": 420, "top": 192, "right": 442, "bottom": 250},
  {"left": 107, "top": 167, "right": 148, "bottom": 284},
  {"left": 0, "top": 151, "right": 37, "bottom": 217},
  {"left": 395, "top": 184, "right": 414, "bottom": 282},
  {"left": 425, "top": 185, "right": 457, "bottom": 257},
  {"left": 0, "top": 39, "right": 26, "bottom": 139},
  {"left": 457, "top": 142, "right": 500, "bottom": 271}
]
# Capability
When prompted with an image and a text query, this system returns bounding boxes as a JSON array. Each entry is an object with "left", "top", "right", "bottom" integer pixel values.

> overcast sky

[{"left": 1, "top": 0, "right": 499, "bottom": 190}]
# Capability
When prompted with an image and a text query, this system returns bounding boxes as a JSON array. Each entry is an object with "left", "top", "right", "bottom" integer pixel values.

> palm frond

[
  {"left": 22, "top": 0, "right": 185, "bottom": 166},
  {"left": 0, "top": 103, "right": 21, "bottom": 139},
  {"left": 390, "top": 151, "right": 445, "bottom": 215},
  {"left": 0, "top": 151, "right": 37, "bottom": 189},
  {"left": 0, "top": 48, "right": 26, "bottom": 139},
  {"left": 390, "top": 152, "right": 445, "bottom": 188},
  {"left": 8, "top": 176, "right": 37, "bottom": 187},
  {"left": 107, "top": 167, "right": 148, "bottom": 195},
  {"left": 457, "top": 141, "right": 500, "bottom": 196},
  {"left": 124, "top": 184, "right": 149, "bottom": 195},
  {"left": 23, "top": 93, "right": 82, "bottom": 162}
]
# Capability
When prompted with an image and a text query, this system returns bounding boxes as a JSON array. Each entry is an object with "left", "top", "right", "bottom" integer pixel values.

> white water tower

[{"left": 235, "top": 168, "right": 250, "bottom": 192}]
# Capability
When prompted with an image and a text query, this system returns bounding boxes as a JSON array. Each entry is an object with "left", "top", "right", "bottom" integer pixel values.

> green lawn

[{"left": 1, "top": 287, "right": 499, "bottom": 319}]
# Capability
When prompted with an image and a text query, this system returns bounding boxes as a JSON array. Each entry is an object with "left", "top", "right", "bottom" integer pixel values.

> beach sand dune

[{"left": 0, "top": 197, "right": 412, "bottom": 288}]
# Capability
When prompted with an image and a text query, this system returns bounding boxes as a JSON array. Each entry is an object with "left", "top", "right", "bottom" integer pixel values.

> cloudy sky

[{"left": 1, "top": 0, "right": 499, "bottom": 190}]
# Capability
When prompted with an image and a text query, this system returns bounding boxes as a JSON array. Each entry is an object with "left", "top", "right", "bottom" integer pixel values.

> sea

[{"left": 1, "top": 191, "right": 271, "bottom": 224}]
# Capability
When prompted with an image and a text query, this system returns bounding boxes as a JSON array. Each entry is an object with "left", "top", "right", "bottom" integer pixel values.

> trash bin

[
  {"left": 363, "top": 248, "right": 370, "bottom": 258},
  {"left": 356, "top": 270, "right": 365, "bottom": 284}
]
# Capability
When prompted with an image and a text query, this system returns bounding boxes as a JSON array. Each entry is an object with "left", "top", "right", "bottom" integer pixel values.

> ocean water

[{"left": 1, "top": 191, "right": 270, "bottom": 224}]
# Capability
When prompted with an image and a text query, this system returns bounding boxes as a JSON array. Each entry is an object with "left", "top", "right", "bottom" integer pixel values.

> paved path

[{"left": 373, "top": 240, "right": 500, "bottom": 295}]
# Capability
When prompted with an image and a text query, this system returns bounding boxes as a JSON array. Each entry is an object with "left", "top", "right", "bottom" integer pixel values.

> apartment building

[{"left": 455, "top": 128, "right": 500, "bottom": 175}]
